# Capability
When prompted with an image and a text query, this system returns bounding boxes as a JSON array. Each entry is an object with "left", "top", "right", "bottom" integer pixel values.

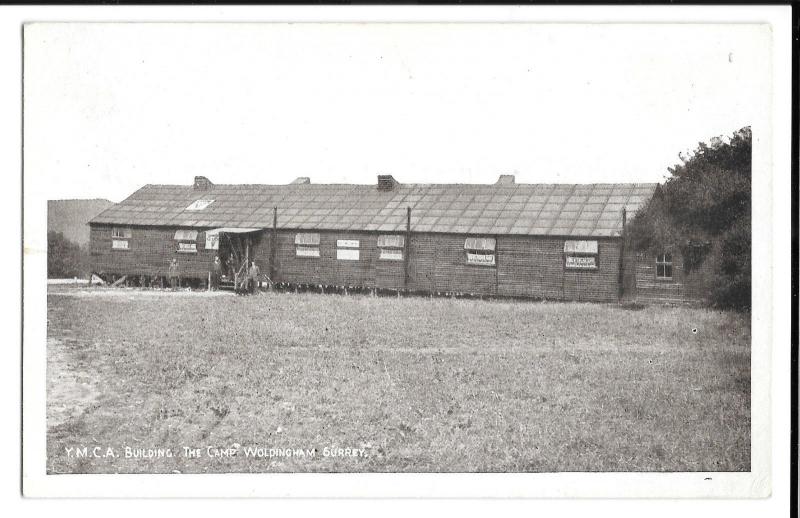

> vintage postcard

[{"left": 19, "top": 9, "right": 790, "bottom": 500}]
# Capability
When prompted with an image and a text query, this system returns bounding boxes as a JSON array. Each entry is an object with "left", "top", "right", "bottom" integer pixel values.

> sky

[{"left": 24, "top": 23, "right": 770, "bottom": 202}]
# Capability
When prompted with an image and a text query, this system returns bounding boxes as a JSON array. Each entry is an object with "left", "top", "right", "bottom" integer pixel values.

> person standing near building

[
  {"left": 169, "top": 258, "right": 179, "bottom": 291},
  {"left": 211, "top": 255, "right": 222, "bottom": 291},
  {"left": 248, "top": 261, "right": 260, "bottom": 294}
]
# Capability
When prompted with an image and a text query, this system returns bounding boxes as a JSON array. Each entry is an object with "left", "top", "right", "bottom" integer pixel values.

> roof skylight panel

[{"left": 185, "top": 199, "right": 215, "bottom": 211}]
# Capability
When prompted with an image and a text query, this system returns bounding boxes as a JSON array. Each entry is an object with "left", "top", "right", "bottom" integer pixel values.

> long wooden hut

[{"left": 87, "top": 174, "right": 703, "bottom": 303}]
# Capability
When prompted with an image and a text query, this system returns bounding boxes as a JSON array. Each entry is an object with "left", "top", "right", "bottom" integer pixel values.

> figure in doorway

[
  {"left": 248, "top": 261, "right": 261, "bottom": 294},
  {"left": 168, "top": 258, "right": 179, "bottom": 291},
  {"left": 211, "top": 255, "right": 222, "bottom": 291}
]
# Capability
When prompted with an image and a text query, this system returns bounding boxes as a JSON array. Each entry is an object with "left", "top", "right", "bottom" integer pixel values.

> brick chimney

[
  {"left": 496, "top": 174, "right": 515, "bottom": 185},
  {"left": 378, "top": 175, "right": 398, "bottom": 191},
  {"left": 193, "top": 176, "right": 213, "bottom": 190}
]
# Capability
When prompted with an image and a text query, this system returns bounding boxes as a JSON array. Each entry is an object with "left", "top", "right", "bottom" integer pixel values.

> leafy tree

[
  {"left": 47, "top": 231, "right": 89, "bottom": 278},
  {"left": 628, "top": 127, "right": 751, "bottom": 310}
]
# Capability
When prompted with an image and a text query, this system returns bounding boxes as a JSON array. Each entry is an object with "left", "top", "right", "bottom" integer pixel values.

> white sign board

[
  {"left": 565, "top": 255, "right": 597, "bottom": 269},
  {"left": 205, "top": 233, "right": 219, "bottom": 250},
  {"left": 296, "top": 246, "right": 320, "bottom": 257},
  {"left": 337, "top": 249, "right": 360, "bottom": 261},
  {"left": 177, "top": 242, "right": 197, "bottom": 253},
  {"left": 111, "top": 239, "right": 129, "bottom": 250},
  {"left": 467, "top": 252, "right": 495, "bottom": 266},
  {"left": 380, "top": 249, "right": 403, "bottom": 261}
]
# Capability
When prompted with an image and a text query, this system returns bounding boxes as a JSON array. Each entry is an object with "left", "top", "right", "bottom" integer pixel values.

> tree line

[
  {"left": 628, "top": 126, "right": 751, "bottom": 310},
  {"left": 47, "top": 231, "right": 90, "bottom": 279}
]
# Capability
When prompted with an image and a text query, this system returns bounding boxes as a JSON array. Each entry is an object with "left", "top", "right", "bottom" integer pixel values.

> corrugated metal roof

[{"left": 91, "top": 182, "right": 657, "bottom": 237}]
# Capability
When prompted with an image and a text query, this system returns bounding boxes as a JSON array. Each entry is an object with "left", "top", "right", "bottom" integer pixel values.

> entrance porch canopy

[
  {"left": 205, "top": 227, "right": 262, "bottom": 236},
  {"left": 204, "top": 228, "right": 263, "bottom": 255}
]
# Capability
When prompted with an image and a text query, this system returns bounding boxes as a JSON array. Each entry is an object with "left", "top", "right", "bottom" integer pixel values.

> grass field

[{"left": 46, "top": 286, "right": 750, "bottom": 474}]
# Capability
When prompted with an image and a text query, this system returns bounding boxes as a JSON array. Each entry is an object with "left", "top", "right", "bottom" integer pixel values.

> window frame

[
  {"left": 464, "top": 237, "right": 496, "bottom": 267},
  {"left": 111, "top": 227, "right": 132, "bottom": 239},
  {"left": 377, "top": 234, "right": 405, "bottom": 261},
  {"left": 655, "top": 253, "right": 674, "bottom": 281},
  {"left": 295, "top": 233, "right": 321, "bottom": 258},
  {"left": 111, "top": 227, "right": 132, "bottom": 250},
  {"left": 174, "top": 229, "right": 199, "bottom": 254},
  {"left": 563, "top": 240, "right": 599, "bottom": 271}
]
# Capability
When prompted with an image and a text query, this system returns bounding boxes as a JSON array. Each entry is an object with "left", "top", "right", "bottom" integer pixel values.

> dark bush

[
  {"left": 628, "top": 127, "right": 751, "bottom": 311},
  {"left": 47, "top": 231, "right": 90, "bottom": 278},
  {"left": 711, "top": 217, "right": 751, "bottom": 310}
]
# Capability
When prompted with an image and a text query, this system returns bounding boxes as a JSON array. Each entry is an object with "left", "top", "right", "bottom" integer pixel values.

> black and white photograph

[{"left": 15, "top": 6, "right": 792, "bottom": 503}]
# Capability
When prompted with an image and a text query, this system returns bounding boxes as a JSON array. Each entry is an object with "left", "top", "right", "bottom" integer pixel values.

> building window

[
  {"left": 111, "top": 227, "right": 132, "bottom": 250},
  {"left": 174, "top": 229, "right": 199, "bottom": 253},
  {"left": 464, "top": 237, "right": 496, "bottom": 266},
  {"left": 378, "top": 234, "right": 405, "bottom": 261},
  {"left": 564, "top": 240, "right": 598, "bottom": 270},
  {"left": 336, "top": 239, "right": 360, "bottom": 261},
  {"left": 656, "top": 253, "right": 673, "bottom": 280},
  {"left": 185, "top": 199, "right": 215, "bottom": 211},
  {"left": 295, "top": 233, "right": 320, "bottom": 257}
]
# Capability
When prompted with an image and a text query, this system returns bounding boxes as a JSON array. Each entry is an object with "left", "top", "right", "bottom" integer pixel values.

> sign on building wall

[
  {"left": 296, "top": 247, "right": 320, "bottom": 257},
  {"left": 564, "top": 240, "right": 598, "bottom": 270},
  {"left": 379, "top": 249, "right": 403, "bottom": 261},
  {"left": 177, "top": 242, "right": 197, "bottom": 253},
  {"left": 205, "top": 233, "right": 219, "bottom": 250},
  {"left": 565, "top": 255, "right": 597, "bottom": 269},
  {"left": 467, "top": 252, "right": 496, "bottom": 266},
  {"left": 337, "top": 249, "right": 360, "bottom": 261},
  {"left": 337, "top": 239, "right": 359, "bottom": 249},
  {"left": 336, "top": 239, "right": 360, "bottom": 261}
]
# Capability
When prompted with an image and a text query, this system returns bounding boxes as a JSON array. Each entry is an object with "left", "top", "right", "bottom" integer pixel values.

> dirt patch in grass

[
  {"left": 47, "top": 338, "right": 101, "bottom": 429},
  {"left": 46, "top": 288, "right": 751, "bottom": 474}
]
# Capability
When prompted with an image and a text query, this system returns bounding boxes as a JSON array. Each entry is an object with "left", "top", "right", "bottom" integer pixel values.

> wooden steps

[{"left": 218, "top": 279, "right": 236, "bottom": 291}]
